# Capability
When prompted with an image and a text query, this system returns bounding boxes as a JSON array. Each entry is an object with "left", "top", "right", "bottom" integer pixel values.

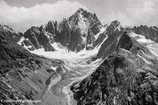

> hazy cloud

[
  {"left": 0, "top": 0, "right": 87, "bottom": 32},
  {"left": 0, "top": 0, "right": 158, "bottom": 32},
  {"left": 102, "top": 0, "right": 158, "bottom": 26}
]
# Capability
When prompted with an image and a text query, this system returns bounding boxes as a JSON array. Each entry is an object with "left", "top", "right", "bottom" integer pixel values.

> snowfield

[{"left": 129, "top": 32, "right": 158, "bottom": 57}]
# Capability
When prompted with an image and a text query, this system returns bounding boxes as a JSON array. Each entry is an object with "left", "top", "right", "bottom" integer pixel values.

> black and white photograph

[{"left": 0, "top": 0, "right": 158, "bottom": 105}]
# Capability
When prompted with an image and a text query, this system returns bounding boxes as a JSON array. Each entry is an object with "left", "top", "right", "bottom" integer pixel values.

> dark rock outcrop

[
  {"left": 97, "top": 20, "right": 122, "bottom": 59},
  {"left": 54, "top": 8, "right": 103, "bottom": 51},
  {"left": 71, "top": 50, "right": 158, "bottom": 105},
  {"left": 0, "top": 25, "right": 22, "bottom": 43},
  {"left": 22, "top": 8, "right": 103, "bottom": 52},
  {"left": 24, "top": 26, "right": 55, "bottom": 51}
]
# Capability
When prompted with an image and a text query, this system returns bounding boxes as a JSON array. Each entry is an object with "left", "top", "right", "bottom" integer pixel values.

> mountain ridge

[{"left": 1, "top": 8, "right": 158, "bottom": 53}]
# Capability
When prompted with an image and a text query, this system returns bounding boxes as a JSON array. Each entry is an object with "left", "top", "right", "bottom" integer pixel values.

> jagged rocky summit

[{"left": 18, "top": 8, "right": 103, "bottom": 52}]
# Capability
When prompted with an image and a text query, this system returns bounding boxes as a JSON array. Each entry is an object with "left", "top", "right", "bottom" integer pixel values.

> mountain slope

[
  {"left": 71, "top": 29, "right": 158, "bottom": 105},
  {"left": 0, "top": 26, "right": 65, "bottom": 105}
]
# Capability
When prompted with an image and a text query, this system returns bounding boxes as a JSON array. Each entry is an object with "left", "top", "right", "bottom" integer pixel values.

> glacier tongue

[
  {"left": 28, "top": 21, "right": 110, "bottom": 105},
  {"left": 30, "top": 34, "right": 105, "bottom": 105},
  {"left": 29, "top": 26, "right": 111, "bottom": 105}
]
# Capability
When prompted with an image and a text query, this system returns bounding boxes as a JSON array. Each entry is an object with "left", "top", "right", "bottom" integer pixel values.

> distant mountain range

[{"left": 0, "top": 8, "right": 158, "bottom": 105}]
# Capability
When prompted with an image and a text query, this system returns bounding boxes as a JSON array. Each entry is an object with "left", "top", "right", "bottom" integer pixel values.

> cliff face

[
  {"left": 22, "top": 8, "right": 103, "bottom": 52},
  {"left": 97, "top": 20, "right": 121, "bottom": 59},
  {"left": 24, "top": 26, "right": 55, "bottom": 51}
]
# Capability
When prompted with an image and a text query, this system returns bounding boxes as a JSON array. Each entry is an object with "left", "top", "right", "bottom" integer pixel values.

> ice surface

[{"left": 17, "top": 36, "right": 25, "bottom": 45}]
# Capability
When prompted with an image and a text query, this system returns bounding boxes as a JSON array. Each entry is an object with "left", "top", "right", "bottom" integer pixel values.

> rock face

[
  {"left": 55, "top": 8, "right": 102, "bottom": 51},
  {"left": 97, "top": 20, "right": 122, "bottom": 59},
  {"left": 71, "top": 27, "right": 158, "bottom": 105},
  {"left": 24, "top": 26, "right": 55, "bottom": 51},
  {"left": 22, "top": 8, "right": 103, "bottom": 52},
  {"left": 0, "top": 25, "right": 22, "bottom": 43}
]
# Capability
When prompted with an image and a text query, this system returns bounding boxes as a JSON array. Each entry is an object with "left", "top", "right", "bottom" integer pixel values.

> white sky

[{"left": 0, "top": 0, "right": 158, "bottom": 32}]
